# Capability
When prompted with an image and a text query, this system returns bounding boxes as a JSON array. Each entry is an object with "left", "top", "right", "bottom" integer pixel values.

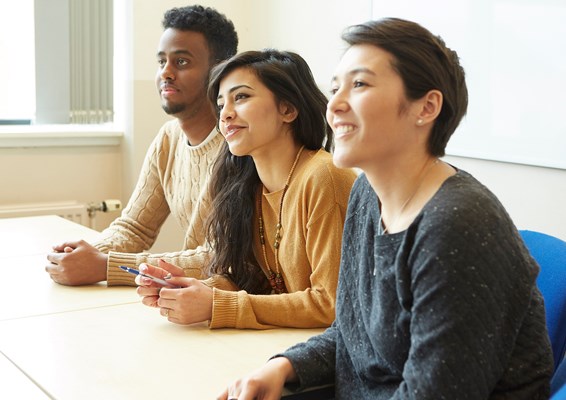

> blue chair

[
  {"left": 553, "top": 384, "right": 566, "bottom": 400},
  {"left": 519, "top": 230, "right": 566, "bottom": 372},
  {"left": 552, "top": 358, "right": 566, "bottom": 398}
]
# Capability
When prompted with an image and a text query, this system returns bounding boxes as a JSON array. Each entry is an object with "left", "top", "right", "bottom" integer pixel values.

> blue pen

[{"left": 119, "top": 265, "right": 175, "bottom": 287}]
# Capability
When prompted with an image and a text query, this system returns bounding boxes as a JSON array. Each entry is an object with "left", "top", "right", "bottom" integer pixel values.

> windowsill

[{"left": 0, "top": 124, "right": 123, "bottom": 148}]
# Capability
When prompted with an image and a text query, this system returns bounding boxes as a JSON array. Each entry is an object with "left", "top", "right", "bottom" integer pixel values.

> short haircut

[{"left": 162, "top": 5, "right": 238, "bottom": 64}]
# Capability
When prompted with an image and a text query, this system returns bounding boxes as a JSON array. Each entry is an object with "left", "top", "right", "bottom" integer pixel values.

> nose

[
  {"left": 159, "top": 60, "right": 175, "bottom": 81},
  {"left": 327, "top": 88, "right": 348, "bottom": 115},
  {"left": 219, "top": 104, "right": 235, "bottom": 122}
]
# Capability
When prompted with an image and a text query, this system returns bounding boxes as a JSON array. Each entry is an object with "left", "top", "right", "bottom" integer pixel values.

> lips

[
  {"left": 333, "top": 123, "right": 356, "bottom": 139},
  {"left": 223, "top": 124, "right": 245, "bottom": 140},
  {"left": 160, "top": 84, "right": 179, "bottom": 96}
]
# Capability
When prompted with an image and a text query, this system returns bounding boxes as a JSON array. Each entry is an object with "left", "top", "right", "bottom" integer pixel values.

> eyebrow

[
  {"left": 331, "top": 67, "right": 376, "bottom": 83},
  {"left": 156, "top": 49, "right": 194, "bottom": 58},
  {"left": 217, "top": 84, "right": 253, "bottom": 101}
]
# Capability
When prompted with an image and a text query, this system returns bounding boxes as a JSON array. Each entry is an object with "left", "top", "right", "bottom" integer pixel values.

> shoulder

[
  {"left": 294, "top": 150, "right": 358, "bottom": 207},
  {"left": 285, "top": 149, "right": 357, "bottom": 214},
  {"left": 411, "top": 169, "right": 536, "bottom": 275},
  {"left": 299, "top": 149, "right": 358, "bottom": 192},
  {"left": 420, "top": 169, "right": 509, "bottom": 231},
  {"left": 159, "top": 119, "right": 183, "bottom": 139},
  {"left": 148, "top": 119, "right": 183, "bottom": 152}
]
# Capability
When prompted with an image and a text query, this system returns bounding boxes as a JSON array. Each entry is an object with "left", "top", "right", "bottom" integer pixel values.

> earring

[{"left": 416, "top": 119, "right": 424, "bottom": 126}]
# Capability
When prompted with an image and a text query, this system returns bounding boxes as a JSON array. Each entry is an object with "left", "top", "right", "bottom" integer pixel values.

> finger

[
  {"left": 52, "top": 240, "right": 81, "bottom": 251},
  {"left": 160, "top": 307, "right": 171, "bottom": 319},
  {"left": 162, "top": 276, "right": 191, "bottom": 289},
  {"left": 157, "top": 297, "right": 175, "bottom": 309},
  {"left": 238, "top": 386, "right": 254, "bottom": 400},
  {"left": 136, "top": 285, "right": 160, "bottom": 297},
  {"left": 139, "top": 263, "right": 172, "bottom": 280},
  {"left": 158, "top": 286, "right": 184, "bottom": 300},
  {"left": 63, "top": 246, "right": 74, "bottom": 253},
  {"left": 46, "top": 252, "right": 62, "bottom": 264},
  {"left": 157, "top": 258, "right": 185, "bottom": 276},
  {"left": 216, "top": 387, "right": 229, "bottom": 400},
  {"left": 140, "top": 295, "right": 160, "bottom": 307},
  {"left": 45, "top": 263, "right": 62, "bottom": 274}
]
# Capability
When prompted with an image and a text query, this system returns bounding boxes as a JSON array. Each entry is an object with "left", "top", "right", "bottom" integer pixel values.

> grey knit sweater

[{"left": 282, "top": 170, "right": 553, "bottom": 399}]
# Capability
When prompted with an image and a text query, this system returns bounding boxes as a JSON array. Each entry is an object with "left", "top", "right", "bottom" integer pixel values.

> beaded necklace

[{"left": 258, "top": 145, "right": 305, "bottom": 294}]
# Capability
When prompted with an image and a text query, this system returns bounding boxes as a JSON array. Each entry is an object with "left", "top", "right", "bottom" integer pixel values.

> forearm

[
  {"left": 209, "top": 286, "right": 335, "bottom": 329},
  {"left": 106, "top": 246, "right": 212, "bottom": 286},
  {"left": 279, "top": 325, "right": 337, "bottom": 389}
]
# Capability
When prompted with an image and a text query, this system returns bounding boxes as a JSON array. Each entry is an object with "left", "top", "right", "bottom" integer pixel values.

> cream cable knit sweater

[{"left": 94, "top": 119, "right": 223, "bottom": 286}]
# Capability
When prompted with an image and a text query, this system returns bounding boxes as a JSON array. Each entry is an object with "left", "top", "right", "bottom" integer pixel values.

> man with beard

[{"left": 46, "top": 5, "right": 238, "bottom": 286}]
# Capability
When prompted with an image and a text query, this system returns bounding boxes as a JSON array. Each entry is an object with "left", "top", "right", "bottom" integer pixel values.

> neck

[
  {"left": 366, "top": 155, "right": 440, "bottom": 234},
  {"left": 178, "top": 112, "right": 216, "bottom": 146},
  {"left": 254, "top": 141, "right": 303, "bottom": 194}
]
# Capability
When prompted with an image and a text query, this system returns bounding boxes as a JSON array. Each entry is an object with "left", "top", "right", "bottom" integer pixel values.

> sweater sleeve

[
  {"left": 279, "top": 323, "right": 338, "bottom": 390},
  {"left": 94, "top": 126, "right": 170, "bottom": 258},
  {"left": 106, "top": 173, "right": 215, "bottom": 286}
]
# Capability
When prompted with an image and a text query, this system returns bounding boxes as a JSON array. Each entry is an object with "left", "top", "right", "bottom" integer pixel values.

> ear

[
  {"left": 416, "top": 89, "right": 442, "bottom": 126},
  {"left": 278, "top": 101, "right": 298, "bottom": 123}
]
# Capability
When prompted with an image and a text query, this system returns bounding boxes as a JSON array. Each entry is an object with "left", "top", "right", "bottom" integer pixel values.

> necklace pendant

[
  {"left": 274, "top": 272, "right": 287, "bottom": 294},
  {"left": 268, "top": 270, "right": 277, "bottom": 291},
  {"left": 267, "top": 270, "right": 287, "bottom": 294}
]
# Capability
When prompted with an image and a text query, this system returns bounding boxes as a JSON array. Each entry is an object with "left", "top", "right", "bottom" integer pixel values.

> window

[
  {"left": 0, "top": 0, "right": 113, "bottom": 125},
  {"left": 0, "top": 0, "right": 35, "bottom": 123}
]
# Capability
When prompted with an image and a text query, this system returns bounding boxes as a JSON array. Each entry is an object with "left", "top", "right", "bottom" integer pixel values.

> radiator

[
  {"left": 69, "top": 0, "right": 113, "bottom": 124},
  {"left": 0, "top": 201, "right": 89, "bottom": 226}
]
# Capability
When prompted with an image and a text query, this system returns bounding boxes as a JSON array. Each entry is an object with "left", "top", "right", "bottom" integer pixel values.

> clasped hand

[
  {"left": 136, "top": 259, "right": 213, "bottom": 325},
  {"left": 46, "top": 240, "right": 108, "bottom": 286}
]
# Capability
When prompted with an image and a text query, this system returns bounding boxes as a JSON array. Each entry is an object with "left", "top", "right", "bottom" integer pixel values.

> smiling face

[
  {"left": 216, "top": 67, "right": 295, "bottom": 158},
  {"left": 155, "top": 28, "right": 212, "bottom": 120},
  {"left": 327, "top": 44, "right": 421, "bottom": 171}
]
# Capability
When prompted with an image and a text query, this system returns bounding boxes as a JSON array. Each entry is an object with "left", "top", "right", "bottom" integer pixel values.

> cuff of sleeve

[
  {"left": 203, "top": 275, "right": 239, "bottom": 291},
  {"left": 93, "top": 242, "right": 111, "bottom": 254},
  {"left": 209, "top": 288, "right": 239, "bottom": 329},
  {"left": 106, "top": 251, "right": 138, "bottom": 286}
]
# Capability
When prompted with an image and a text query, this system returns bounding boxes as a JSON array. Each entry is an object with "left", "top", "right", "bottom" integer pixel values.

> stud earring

[{"left": 417, "top": 119, "right": 424, "bottom": 126}]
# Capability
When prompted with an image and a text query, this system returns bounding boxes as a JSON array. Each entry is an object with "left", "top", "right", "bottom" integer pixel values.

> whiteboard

[{"left": 371, "top": 0, "right": 566, "bottom": 169}]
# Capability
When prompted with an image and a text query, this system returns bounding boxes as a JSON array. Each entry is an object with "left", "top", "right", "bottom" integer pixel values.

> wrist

[
  {"left": 269, "top": 356, "right": 297, "bottom": 383},
  {"left": 99, "top": 253, "right": 109, "bottom": 281}
]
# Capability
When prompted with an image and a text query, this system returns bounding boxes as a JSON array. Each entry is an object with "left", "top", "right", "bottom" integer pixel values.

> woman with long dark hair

[{"left": 136, "top": 49, "right": 356, "bottom": 329}]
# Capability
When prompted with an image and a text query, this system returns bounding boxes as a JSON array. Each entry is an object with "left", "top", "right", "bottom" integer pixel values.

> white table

[
  {"left": 0, "top": 215, "right": 101, "bottom": 258},
  {"left": 0, "top": 216, "right": 138, "bottom": 321},
  {"left": 0, "top": 351, "right": 49, "bottom": 399},
  {"left": 0, "top": 216, "right": 323, "bottom": 399}
]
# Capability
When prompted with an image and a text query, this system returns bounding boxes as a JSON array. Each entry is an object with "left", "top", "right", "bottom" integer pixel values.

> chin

[
  {"left": 162, "top": 103, "right": 185, "bottom": 115},
  {"left": 227, "top": 143, "right": 246, "bottom": 157},
  {"left": 331, "top": 146, "right": 353, "bottom": 168}
]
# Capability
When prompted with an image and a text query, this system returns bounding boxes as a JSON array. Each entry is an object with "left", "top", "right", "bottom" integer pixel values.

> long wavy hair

[{"left": 205, "top": 49, "right": 332, "bottom": 294}]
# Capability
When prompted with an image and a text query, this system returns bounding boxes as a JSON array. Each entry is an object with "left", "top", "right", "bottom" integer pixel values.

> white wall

[
  {"left": 0, "top": 0, "right": 564, "bottom": 251},
  {"left": 443, "top": 156, "right": 566, "bottom": 241}
]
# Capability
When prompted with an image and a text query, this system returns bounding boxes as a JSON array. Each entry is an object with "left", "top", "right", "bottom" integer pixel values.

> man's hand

[{"left": 46, "top": 240, "right": 108, "bottom": 285}]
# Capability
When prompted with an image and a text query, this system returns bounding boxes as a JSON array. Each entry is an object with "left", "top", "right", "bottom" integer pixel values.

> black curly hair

[{"left": 162, "top": 5, "right": 238, "bottom": 64}]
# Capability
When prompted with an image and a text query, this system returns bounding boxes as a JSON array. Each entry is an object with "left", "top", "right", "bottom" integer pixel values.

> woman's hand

[
  {"left": 217, "top": 357, "right": 297, "bottom": 400},
  {"left": 136, "top": 259, "right": 213, "bottom": 324},
  {"left": 135, "top": 259, "right": 183, "bottom": 307}
]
